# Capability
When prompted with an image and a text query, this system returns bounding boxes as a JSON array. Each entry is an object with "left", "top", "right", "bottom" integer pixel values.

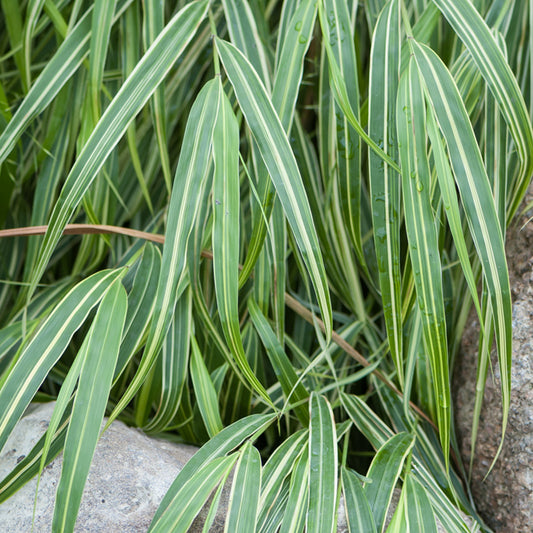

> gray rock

[
  {"left": 455, "top": 187, "right": 533, "bottom": 532},
  {"left": 0, "top": 402, "right": 198, "bottom": 533}
]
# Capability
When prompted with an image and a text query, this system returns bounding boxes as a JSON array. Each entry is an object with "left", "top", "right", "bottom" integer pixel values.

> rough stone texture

[
  {"left": 455, "top": 187, "right": 533, "bottom": 532},
  {"left": 0, "top": 402, "right": 199, "bottom": 533}
]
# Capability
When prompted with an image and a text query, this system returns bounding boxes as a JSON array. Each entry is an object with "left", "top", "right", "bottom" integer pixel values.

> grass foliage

[{"left": 0, "top": 0, "right": 532, "bottom": 531}]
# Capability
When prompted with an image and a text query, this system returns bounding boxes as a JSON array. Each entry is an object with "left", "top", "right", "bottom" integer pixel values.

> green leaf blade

[
  {"left": 88, "top": 0, "right": 116, "bottom": 120},
  {"left": 396, "top": 59, "right": 450, "bottom": 465},
  {"left": 364, "top": 432, "right": 415, "bottom": 532},
  {"left": 216, "top": 37, "right": 332, "bottom": 341},
  {"left": 190, "top": 335, "right": 224, "bottom": 438},
  {"left": 248, "top": 297, "right": 309, "bottom": 425},
  {"left": 237, "top": 0, "right": 316, "bottom": 293},
  {"left": 0, "top": 269, "right": 123, "bottom": 454},
  {"left": 149, "top": 454, "right": 238, "bottom": 533},
  {"left": 433, "top": 0, "right": 533, "bottom": 218},
  {"left": 322, "top": 0, "right": 364, "bottom": 267},
  {"left": 404, "top": 474, "right": 438, "bottom": 533},
  {"left": 368, "top": 0, "right": 403, "bottom": 385},
  {"left": 143, "top": 0, "right": 172, "bottom": 193},
  {"left": 151, "top": 413, "right": 275, "bottom": 527},
  {"left": 341, "top": 467, "right": 377, "bottom": 533},
  {"left": 258, "top": 430, "right": 309, "bottom": 532},
  {"left": 307, "top": 393, "right": 338, "bottom": 533},
  {"left": 52, "top": 281, "right": 127, "bottom": 533},
  {"left": 107, "top": 76, "right": 219, "bottom": 426},
  {"left": 224, "top": 442, "right": 262, "bottom": 533},
  {"left": 212, "top": 80, "right": 273, "bottom": 406},
  {"left": 145, "top": 287, "right": 191, "bottom": 433},
  {"left": 279, "top": 447, "right": 309, "bottom": 533},
  {"left": 412, "top": 39, "right": 512, "bottom": 461}
]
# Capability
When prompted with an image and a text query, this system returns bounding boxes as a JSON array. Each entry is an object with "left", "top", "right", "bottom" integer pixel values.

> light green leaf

[
  {"left": 88, "top": 0, "right": 116, "bottom": 120},
  {"left": 52, "top": 281, "right": 127, "bottom": 533},
  {"left": 366, "top": 0, "right": 389, "bottom": 30},
  {"left": 341, "top": 467, "right": 377, "bottom": 533},
  {"left": 341, "top": 393, "right": 393, "bottom": 448},
  {"left": 364, "top": 432, "right": 415, "bottom": 532},
  {"left": 221, "top": 0, "right": 271, "bottom": 90},
  {"left": 190, "top": 335, "right": 224, "bottom": 438},
  {"left": 38, "top": 348, "right": 84, "bottom": 484},
  {"left": 404, "top": 474, "right": 438, "bottom": 533},
  {"left": 272, "top": 0, "right": 317, "bottom": 130},
  {"left": 149, "top": 454, "right": 238, "bottom": 533},
  {"left": 425, "top": 107, "right": 484, "bottom": 341},
  {"left": 212, "top": 79, "right": 273, "bottom": 407},
  {"left": 201, "top": 480, "right": 226, "bottom": 533},
  {"left": 216, "top": 37, "right": 332, "bottom": 341},
  {"left": 107, "top": 76, "right": 219, "bottom": 427},
  {"left": 22, "top": 0, "right": 46, "bottom": 90},
  {"left": 248, "top": 297, "right": 309, "bottom": 425},
  {"left": 368, "top": 0, "right": 403, "bottom": 385},
  {"left": 307, "top": 392, "right": 337, "bottom": 533},
  {"left": 224, "top": 442, "right": 262, "bottom": 533},
  {"left": 322, "top": 0, "right": 364, "bottom": 268},
  {"left": 413, "top": 464, "right": 472, "bottom": 533},
  {"left": 151, "top": 413, "right": 275, "bottom": 526},
  {"left": 143, "top": 0, "right": 172, "bottom": 193},
  {"left": 258, "top": 430, "right": 309, "bottom": 532},
  {"left": 114, "top": 243, "right": 160, "bottom": 381},
  {"left": 0, "top": 269, "right": 124, "bottom": 454},
  {"left": 279, "top": 447, "right": 309, "bottom": 533},
  {"left": 432, "top": 0, "right": 533, "bottom": 218},
  {"left": 412, "top": 39, "right": 512, "bottom": 463},
  {"left": 317, "top": 2, "right": 399, "bottom": 171},
  {"left": 396, "top": 59, "right": 450, "bottom": 465},
  {"left": 144, "top": 286, "right": 191, "bottom": 433},
  {"left": 238, "top": 0, "right": 317, "bottom": 289},
  {"left": 270, "top": 200, "right": 287, "bottom": 346}
]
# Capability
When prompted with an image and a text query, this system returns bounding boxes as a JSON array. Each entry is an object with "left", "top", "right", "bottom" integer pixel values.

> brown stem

[
  {"left": 283, "top": 293, "right": 437, "bottom": 430},
  {"left": 0, "top": 224, "right": 165, "bottom": 243}
]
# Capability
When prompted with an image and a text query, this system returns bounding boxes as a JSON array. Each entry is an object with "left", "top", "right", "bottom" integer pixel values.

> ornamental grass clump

[{"left": 0, "top": 1, "right": 531, "bottom": 531}]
